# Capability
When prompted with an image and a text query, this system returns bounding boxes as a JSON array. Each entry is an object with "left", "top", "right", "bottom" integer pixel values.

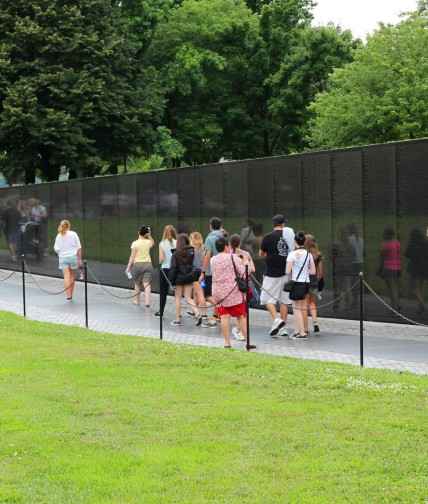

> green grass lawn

[{"left": 0, "top": 312, "right": 427, "bottom": 503}]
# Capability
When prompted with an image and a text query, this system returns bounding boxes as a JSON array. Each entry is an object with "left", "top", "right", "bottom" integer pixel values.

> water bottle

[
  {"left": 127, "top": 271, "right": 132, "bottom": 279},
  {"left": 78, "top": 267, "right": 84, "bottom": 280},
  {"left": 200, "top": 278, "right": 206, "bottom": 289}
]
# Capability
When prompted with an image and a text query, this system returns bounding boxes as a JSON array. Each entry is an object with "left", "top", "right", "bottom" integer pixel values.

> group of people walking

[
  {"left": 122, "top": 214, "right": 325, "bottom": 347},
  {"left": 257, "top": 214, "right": 323, "bottom": 340},
  {"left": 123, "top": 218, "right": 256, "bottom": 348},
  {"left": 49, "top": 215, "right": 427, "bottom": 348}
]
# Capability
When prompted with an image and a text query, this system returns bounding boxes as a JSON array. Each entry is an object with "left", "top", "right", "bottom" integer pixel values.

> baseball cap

[{"left": 272, "top": 214, "right": 286, "bottom": 225}]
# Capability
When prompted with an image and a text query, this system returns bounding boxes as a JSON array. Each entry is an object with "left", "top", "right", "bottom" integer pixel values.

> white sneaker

[
  {"left": 232, "top": 327, "right": 245, "bottom": 341},
  {"left": 277, "top": 326, "right": 288, "bottom": 337},
  {"left": 269, "top": 317, "right": 285, "bottom": 336}
]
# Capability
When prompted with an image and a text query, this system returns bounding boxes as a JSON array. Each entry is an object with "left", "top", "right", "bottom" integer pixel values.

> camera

[{"left": 147, "top": 227, "right": 151, "bottom": 232}]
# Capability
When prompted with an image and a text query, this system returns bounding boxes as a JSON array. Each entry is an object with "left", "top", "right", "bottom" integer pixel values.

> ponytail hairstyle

[
  {"left": 229, "top": 234, "right": 241, "bottom": 253},
  {"left": 138, "top": 225, "right": 149, "bottom": 237},
  {"left": 58, "top": 220, "right": 70, "bottom": 235},
  {"left": 176, "top": 233, "right": 190, "bottom": 264},
  {"left": 295, "top": 230, "right": 306, "bottom": 247},
  {"left": 305, "top": 234, "right": 322, "bottom": 260},
  {"left": 189, "top": 231, "right": 204, "bottom": 256}
]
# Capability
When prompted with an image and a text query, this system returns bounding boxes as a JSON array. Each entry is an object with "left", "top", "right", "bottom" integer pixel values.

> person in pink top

[
  {"left": 380, "top": 225, "right": 401, "bottom": 313},
  {"left": 210, "top": 236, "right": 256, "bottom": 349}
]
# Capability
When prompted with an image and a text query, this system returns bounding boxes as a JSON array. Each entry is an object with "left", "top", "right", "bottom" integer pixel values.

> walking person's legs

[
  {"left": 158, "top": 268, "right": 169, "bottom": 315},
  {"left": 133, "top": 283, "right": 141, "bottom": 306},
  {"left": 193, "top": 281, "right": 207, "bottom": 316},
  {"left": 301, "top": 295, "right": 309, "bottom": 332},
  {"left": 183, "top": 284, "right": 198, "bottom": 316},
  {"left": 292, "top": 300, "right": 306, "bottom": 338},
  {"left": 173, "top": 285, "right": 183, "bottom": 323},
  {"left": 139, "top": 263, "right": 153, "bottom": 307},
  {"left": 384, "top": 275, "right": 400, "bottom": 311},
  {"left": 412, "top": 277, "right": 424, "bottom": 312},
  {"left": 220, "top": 314, "right": 232, "bottom": 347},
  {"left": 143, "top": 282, "right": 151, "bottom": 307},
  {"left": 308, "top": 293, "right": 319, "bottom": 332},
  {"left": 62, "top": 267, "right": 75, "bottom": 300},
  {"left": 260, "top": 276, "right": 288, "bottom": 336}
]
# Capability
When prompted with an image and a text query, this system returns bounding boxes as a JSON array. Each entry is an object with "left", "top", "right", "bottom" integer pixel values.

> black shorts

[{"left": 204, "top": 275, "right": 213, "bottom": 298}]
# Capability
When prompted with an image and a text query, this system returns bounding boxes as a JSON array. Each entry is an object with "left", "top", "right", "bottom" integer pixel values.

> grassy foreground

[{"left": 0, "top": 312, "right": 427, "bottom": 504}]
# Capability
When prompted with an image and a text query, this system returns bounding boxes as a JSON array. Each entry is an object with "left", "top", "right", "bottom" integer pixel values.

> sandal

[
  {"left": 247, "top": 344, "right": 257, "bottom": 350},
  {"left": 224, "top": 345, "right": 232, "bottom": 348},
  {"left": 132, "top": 301, "right": 140, "bottom": 306}
]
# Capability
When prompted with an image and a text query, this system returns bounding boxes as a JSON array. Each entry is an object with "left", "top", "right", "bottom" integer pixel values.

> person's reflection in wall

[
  {"left": 404, "top": 228, "right": 428, "bottom": 315},
  {"left": 380, "top": 225, "right": 401, "bottom": 314},
  {"left": 332, "top": 227, "right": 356, "bottom": 311}
]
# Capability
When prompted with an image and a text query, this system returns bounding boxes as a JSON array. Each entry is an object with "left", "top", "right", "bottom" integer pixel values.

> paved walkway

[{"left": 1, "top": 270, "right": 427, "bottom": 375}]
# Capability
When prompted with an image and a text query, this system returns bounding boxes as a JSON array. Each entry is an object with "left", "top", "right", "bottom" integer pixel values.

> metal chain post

[
  {"left": 21, "top": 254, "right": 26, "bottom": 317},
  {"left": 359, "top": 272, "right": 364, "bottom": 367},
  {"left": 84, "top": 260, "right": 88, "bottom": 329}
]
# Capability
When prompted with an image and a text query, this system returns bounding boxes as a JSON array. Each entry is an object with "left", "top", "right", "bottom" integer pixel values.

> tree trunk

[
  {"left": 107, "top": 164, "right": 118, "bottom": 175},
  {"left": 24, "top": 166, "right": 35, "bottom": 185}
]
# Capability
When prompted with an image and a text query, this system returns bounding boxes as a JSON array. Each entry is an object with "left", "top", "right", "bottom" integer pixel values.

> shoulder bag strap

[
  {"left": 231, "top": 254, "right": 239, "bottom": 277},
  {"left": 295, "top": 251, "right": 309, "bottom": 282}
]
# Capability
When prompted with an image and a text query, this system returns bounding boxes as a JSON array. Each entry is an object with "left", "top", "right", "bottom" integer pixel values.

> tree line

[{"left": 0, "top": 0, "right": 426, "bottom": 185}]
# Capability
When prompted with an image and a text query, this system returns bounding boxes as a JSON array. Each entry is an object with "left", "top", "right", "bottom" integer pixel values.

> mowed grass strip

[{"left": 0, "top": 312, "right": 427, "bottom": 503}]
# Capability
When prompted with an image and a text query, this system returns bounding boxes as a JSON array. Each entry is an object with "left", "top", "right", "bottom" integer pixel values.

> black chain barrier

[
  {"left": 0, "top": 266, "right": 19, "bottom": 281},
  {"left": 362, "top": 279, "right": 428, "bottom": 328},
  {"left": 250, "top": 274, "right": 361, "bottom": 312},
  {"left": 86, "top": 265, "right": 159, "bottom": 300},
  {"left": 3, "top": 261, "right": 426, "bottom": 364},
  {"left": 23, "top": 259, "right": 76, "bottom": 295}
]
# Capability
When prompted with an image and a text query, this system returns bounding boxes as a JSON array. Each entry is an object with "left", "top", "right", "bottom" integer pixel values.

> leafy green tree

[
  {"left": 307, "top": 7, "right": 428, "bottom": 150},
  {"left": 147, "top": 0, "right": 260, "bottom": 166},
  {"left": 242, "top": 0, "right": 317, "bottom": 156},
  {"left": 115, "top": 0, "right": 172, "bottom": 57},
  {"left": 266, "top": 24, "right": 359, "bottom": 152},
  {"left": 244, "top": 0, "right": 275, "bottom": 14},
  {"left": 0, "top": 0, "right": 162, "bottom": 184},
  {"left": 149, "top": 0, "right": 339, "bottom": 164}
]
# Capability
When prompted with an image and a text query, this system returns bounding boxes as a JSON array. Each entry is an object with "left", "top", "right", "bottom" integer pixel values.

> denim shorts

[
  {"left": 5, "top": 232, "right": 19, "bottom": 246},
  {"left": 59, "top": 255, "right": 78, "bottom": 270}
]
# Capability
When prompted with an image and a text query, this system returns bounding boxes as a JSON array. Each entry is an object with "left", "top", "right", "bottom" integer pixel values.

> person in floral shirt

[{"left": 210, "top": 236, "right": 256, "bottom": 350}]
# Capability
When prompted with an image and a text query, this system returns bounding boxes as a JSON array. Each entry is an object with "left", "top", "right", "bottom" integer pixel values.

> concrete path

[{"left": 1, "top": 270, "right": 427, "bottom": 376}]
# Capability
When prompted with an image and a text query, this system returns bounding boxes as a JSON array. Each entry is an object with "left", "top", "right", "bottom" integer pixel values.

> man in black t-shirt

[{"left": 259, "top": 214, "right": 294, "bottom": 336}]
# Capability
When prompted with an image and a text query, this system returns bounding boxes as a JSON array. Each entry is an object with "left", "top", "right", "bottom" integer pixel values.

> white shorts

[{"left": 260, "top": 275, "right": 290, "bottom": 306}]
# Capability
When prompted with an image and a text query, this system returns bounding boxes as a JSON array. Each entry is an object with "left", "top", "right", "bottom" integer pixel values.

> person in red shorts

[{"left": 210, "top": 236, "right": 256, "bottom": 349}]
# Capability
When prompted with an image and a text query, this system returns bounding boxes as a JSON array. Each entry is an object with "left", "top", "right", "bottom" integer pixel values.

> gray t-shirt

[{"left": 283, "top": 227, "right": 295, "bottom": 254}]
